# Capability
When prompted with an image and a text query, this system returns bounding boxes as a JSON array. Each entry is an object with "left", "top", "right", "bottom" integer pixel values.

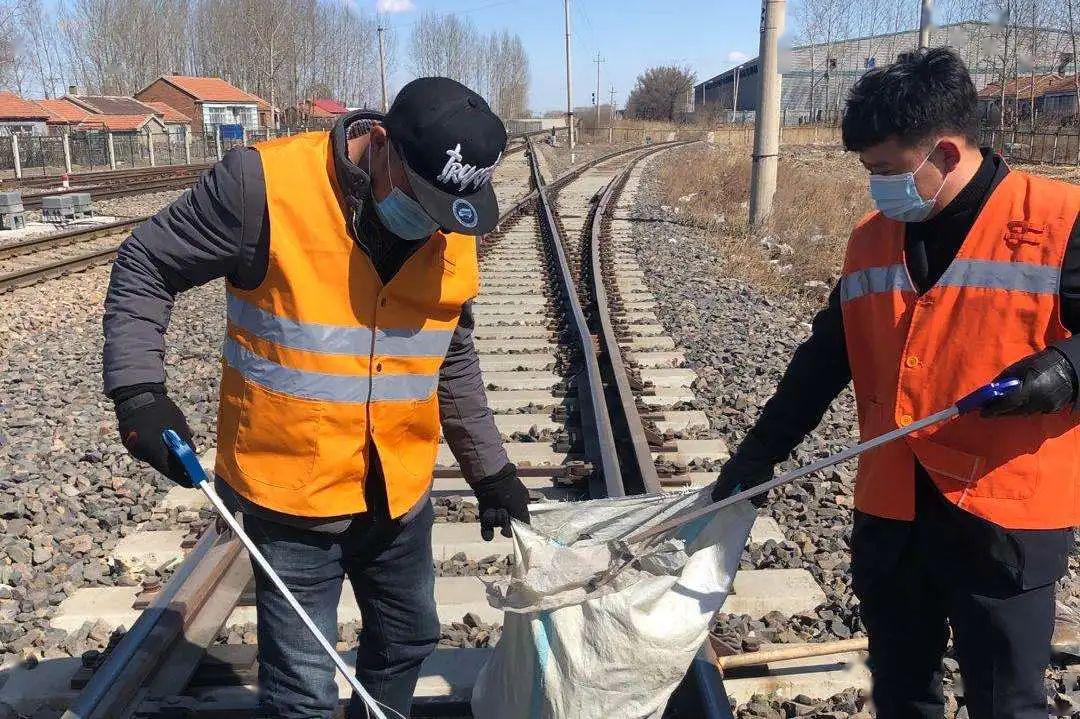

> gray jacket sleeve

[
  {"left": 438, "top": 301, "right": 511, "bottom": 484},
  {"left": 102, "top": 148, "right": 266, "bottom": 394}
]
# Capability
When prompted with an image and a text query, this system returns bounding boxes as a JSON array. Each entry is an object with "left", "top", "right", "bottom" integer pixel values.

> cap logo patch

[
  {"left": 452, "top": 198, "right": 478, "bottom": 228},
  {"left": 436, "top": 143, "right": 501, "bottom": 192}
]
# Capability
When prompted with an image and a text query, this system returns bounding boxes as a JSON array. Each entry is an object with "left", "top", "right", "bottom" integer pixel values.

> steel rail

[
  {"left": 587, "top": 145, "right": 672, "bottom": 495},
  {"left": 0, "top": 244, "right": 122, "bottom": 292},
  {"left": 0, "top": 218, "right": 143, "bottom": 260},
  {"left": 527, "top": 139, "right": 625, "bottom": 498},
  {"left": 62, "top": 526, "right": 245, "bottom": 719}
]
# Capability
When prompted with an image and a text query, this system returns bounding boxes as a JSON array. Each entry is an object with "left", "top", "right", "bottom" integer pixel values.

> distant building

[
  {"left": 695, "top": 21, "right": 1074, "bottom": 124},
  {"left": 52, "top": 95, "right": 176, "bottom": 136},
  {"left": 0, "top": 92, "right": 49, "bottom": 135},
  {"left": 284, "top": 98, "right": 348, "bottom": 129},
  {"left": 135, "top": 75, "right": 269, "bottom": 135},
  {"left": 979, "top": 74, "right": 1080, "bottom": 123}
]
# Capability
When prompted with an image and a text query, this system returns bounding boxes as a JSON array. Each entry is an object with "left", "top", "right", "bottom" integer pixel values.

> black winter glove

[
  {"left": 712, "top": 443, "right": 774, "bottom": 508},
  {"left": 114, "top": 384, "right": 197, "bottom": 487},
  {"left": 980, "top": 347, "right": 1077, "bottom": 417},
  {"left": 472, "top": 463, "right": 531, "bottom": 541}
]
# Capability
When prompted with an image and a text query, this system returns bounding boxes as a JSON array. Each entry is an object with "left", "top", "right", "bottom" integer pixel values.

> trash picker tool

[
  {"left": 624, "top": 378, "right": 1020, "bottom": 546},
  {"left": 162, "top": 430, "right": 390, "bottom": 719}
]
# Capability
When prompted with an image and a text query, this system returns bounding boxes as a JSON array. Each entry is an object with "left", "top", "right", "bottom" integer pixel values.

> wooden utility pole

[
  {"left": 749, "top": 0, "right": 785, "bottom": 229},
  {"left": 919, "top": 0, "right": 933, "bottom": 49},
  {"left": 377, "top": 24, "right": 389, "bottom": 113},
  {"left": 594, "top": 53, "right": 604, "bottom": 132},
  {"left": 564, "top": 0, "right": 575, "bottom": 150}
]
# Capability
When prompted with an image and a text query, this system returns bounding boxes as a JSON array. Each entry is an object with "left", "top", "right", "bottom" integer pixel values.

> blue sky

[{"left": 377, "top": 0, "right": 764, "bottom": 114}]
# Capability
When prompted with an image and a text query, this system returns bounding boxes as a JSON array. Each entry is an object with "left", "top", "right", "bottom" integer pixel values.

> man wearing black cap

[{"left": 102, "top": 78, "right": 530, "bottom": 717}]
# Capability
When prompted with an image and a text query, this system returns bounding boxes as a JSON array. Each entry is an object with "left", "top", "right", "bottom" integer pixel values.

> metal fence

[{"left": 979, "top": 127, "right": 1080, "bottom": 165}]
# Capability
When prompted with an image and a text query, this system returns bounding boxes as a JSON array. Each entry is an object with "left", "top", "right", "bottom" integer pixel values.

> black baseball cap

[{"left": 384, "top": 77, "right": 507, "bottom": 235}]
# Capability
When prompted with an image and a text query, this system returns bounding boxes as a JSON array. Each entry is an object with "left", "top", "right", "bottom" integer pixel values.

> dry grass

[{"left": 654, "top": 138, "right": 871, "bottom": 301}]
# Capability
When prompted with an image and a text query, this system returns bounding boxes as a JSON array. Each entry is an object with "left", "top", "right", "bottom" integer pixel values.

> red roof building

[
  {"left": 136, "top": 76, "right": 270, "bottom": 134},
  {"left": 0, "top": 91, "right": 49, "bottom": 135}
]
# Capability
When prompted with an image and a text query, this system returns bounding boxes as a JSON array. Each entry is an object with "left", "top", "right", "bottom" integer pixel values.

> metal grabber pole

[
  {"left": 163, "top": 430, "right": 390, "bottom": 719},
  {"left": 624, "top": 378, "right": 1021, "bottom": 546}
]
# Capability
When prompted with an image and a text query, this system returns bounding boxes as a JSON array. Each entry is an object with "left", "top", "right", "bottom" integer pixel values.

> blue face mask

[
  {"left": 868, "top": 144, "right": 946, "bottom": 223},
  {"left": 370, "top": 146, "right": 440, "bottom": 241}
]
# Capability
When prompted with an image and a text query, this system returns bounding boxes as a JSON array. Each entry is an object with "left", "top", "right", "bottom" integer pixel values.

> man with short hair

[
  {"left": 714, "top": 49, "right": 1080, "bottom": 717},
  {"left": 103, "top": 77, "right": 530, "bottom": 718}
]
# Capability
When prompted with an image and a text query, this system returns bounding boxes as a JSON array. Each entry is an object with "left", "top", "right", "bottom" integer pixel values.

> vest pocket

[
  {"left": 387, "top": 398, "right": 441, "bottom": 481},
  {"left": 234, "top": 379, "right": 323, "bottom": 490}
]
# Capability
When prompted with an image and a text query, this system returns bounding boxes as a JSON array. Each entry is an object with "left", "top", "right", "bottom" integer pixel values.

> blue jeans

[{"left": 243, "top": 499, "right": 439, "bottom": 718}]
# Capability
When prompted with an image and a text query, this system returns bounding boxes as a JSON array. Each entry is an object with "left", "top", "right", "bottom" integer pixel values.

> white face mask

[{"left": 867, "top": 143, "right": 947, "bottom": 223}]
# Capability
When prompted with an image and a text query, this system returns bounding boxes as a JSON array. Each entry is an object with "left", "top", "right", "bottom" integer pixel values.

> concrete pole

[
  {"left": 62, "top": 131, "right": 72, "bottom": 174},
  {"left": 564, "top": 0, "right": 575, "bottom": 151},
  {"left": 10, "top": 134, "right": 21, "bottom": 179},
  {"left": 147, "top": 129, "right": 156, "bottom": 167},
  {"left": 608, "top": 86, "right": 616, "bottom": 143},
  {"left": 594, "top": 53, "right": 603, "bottom": 133},
  {"left": 107, "top": 133, "right": 116, "bottom": 170},
  {"left": 183, "top": 127, "right": 191, "bottom": 165},
  {"left": 749, "top": 0, "right": 786, "bottom": 230},
  {"left": 918, "top": 0, "right": 933, "bottom": 49},
  {"left": 732, "top": 65, "right": 741, "bottom": 123},
  {"left": 378, "top": 24, "right": 389, "bottom": 113},
  {"left": 215, "top": 127, "right": 223, "bottom": 161}
]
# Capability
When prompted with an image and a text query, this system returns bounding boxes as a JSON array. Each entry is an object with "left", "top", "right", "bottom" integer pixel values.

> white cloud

[
  {"left": 726, "top": 50, "right": 750, "bottom": 64},
  {"left": 377, "top": 0, "right": 413, "bottom": 12}
]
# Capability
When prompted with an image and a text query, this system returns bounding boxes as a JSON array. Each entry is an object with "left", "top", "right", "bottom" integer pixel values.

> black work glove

[
  {"left": 113, "top": 384, "right": 197, "bottom": 487},
  {"left": 981, "top": 347, "right": 1077, "bottom": 417},
  {"left": 472, "top": 463, "right": 531, "bottom": 541},
  {"left": 712, "top": 449, "right": 773, "bottom": 503}
]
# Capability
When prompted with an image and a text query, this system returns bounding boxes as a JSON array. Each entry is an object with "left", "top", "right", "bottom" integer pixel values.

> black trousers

[{"left": 851, "top": 470, "right": 1072, "bottom": 719}]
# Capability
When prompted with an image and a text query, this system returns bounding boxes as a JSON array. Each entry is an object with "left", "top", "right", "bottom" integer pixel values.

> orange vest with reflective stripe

[
  {"left": 214, "top": 132, "right": 480, "bottom": 519},
  {"left": 840, "top": 170, "right": 1080, "bottom": 529}
]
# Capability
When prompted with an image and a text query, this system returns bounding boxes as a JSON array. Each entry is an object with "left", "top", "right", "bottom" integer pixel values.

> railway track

[
  {"left": 6, "top": 136, "right": 855, "bottom": 718},
  {"left": 0, "top": 218, "right": 147, "bottom": 292}
]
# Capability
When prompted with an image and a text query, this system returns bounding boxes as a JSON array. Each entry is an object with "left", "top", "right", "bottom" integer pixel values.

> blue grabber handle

[
  {"left": 955, "top": 378, "right": 1022, "bottom": 414},
  {"left": 162, "top": 429, "right": 209, "bottom": 487}
]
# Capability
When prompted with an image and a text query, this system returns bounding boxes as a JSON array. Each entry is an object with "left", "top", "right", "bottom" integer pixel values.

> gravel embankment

[{"left": 628, "top": 152, "right": 1080, "bottom": 717}]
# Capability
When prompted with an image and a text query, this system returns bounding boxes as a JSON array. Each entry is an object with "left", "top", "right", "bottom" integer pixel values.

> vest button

[
  {"left": 900, "top": 414, "right": 913, "bottom": 426},
  {"left": 375, "top": 362, "right": 383, "bottom": 373},
  {"left": 380, "top": 297, "right": 388, "bottom": 307},
  {"left": 905, "top": 356, "right": 919, "bottom": 368}
]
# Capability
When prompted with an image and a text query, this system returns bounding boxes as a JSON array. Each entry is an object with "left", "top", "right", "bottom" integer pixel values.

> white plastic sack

[{"left": 471, "top": 487, "right": 756, "bottom": 719}]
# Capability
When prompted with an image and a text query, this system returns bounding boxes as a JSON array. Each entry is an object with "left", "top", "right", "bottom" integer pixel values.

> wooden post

[
  {"left": 62, "top": 131, "right": 72, "bottom": 174},
  {"left": 107, "top": 133, "right": 117, "bottom": 169},
  {"left": 10, "top": 134, "right": 21, "bottom": 179},
  {"left": 147, "top": 129, "right": 156, "bottom": 167}
]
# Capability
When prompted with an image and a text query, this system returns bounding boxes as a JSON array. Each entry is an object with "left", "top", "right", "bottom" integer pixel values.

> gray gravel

[
  {"left": 0, "top": 220, "right": 224, "bottom": 664},
  {"left": 627, "top": 152, "right": 1080, "bottom": 716}
]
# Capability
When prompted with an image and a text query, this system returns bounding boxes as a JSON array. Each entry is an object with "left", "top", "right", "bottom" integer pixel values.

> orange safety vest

[
  {"left": 214, "top": 132, "right": 480, "bottom": 519},
  {"left": 840, "top": 169, "right": 1080, "bottom": 530}
]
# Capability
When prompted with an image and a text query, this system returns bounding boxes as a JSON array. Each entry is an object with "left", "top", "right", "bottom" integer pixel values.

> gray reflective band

[
  {"left": 938, "top": 259, "right": 1060, "bottom": 294},
  {"left": 840, "top": 264, "right": 915, "bottom": 303},
  {"left": 228, "top": 294, "right": 454, "bottom": 357},
  {"left": 228, "top": 295, "right": 372, "bottom": 354},
  {"left": 370, "top": 373, "right": 439, "bottom": 402},
  {"left": 374, "top": 327, "right": 454, "bottom": 357},
  {"left": 223, "top": 338, "right": 438, "bottom": 403}
]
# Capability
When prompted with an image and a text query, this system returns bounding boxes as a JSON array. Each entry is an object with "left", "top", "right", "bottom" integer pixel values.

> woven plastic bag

[{"left": 470, "top": 487, "right": 756, "bottom": 719}]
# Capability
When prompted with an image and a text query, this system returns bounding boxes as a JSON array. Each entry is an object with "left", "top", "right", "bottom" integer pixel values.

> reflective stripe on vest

[
  {"left": 840, "top": 259, "right": 1060, "bottom": 305},
  {"left": 223, "top": 338, "right": 439, "bottom": 403}
]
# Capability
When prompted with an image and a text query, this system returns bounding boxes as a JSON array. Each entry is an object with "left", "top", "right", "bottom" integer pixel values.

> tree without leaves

[{"left": 624, "top": 65, "right": 695, "bottom": 121}]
